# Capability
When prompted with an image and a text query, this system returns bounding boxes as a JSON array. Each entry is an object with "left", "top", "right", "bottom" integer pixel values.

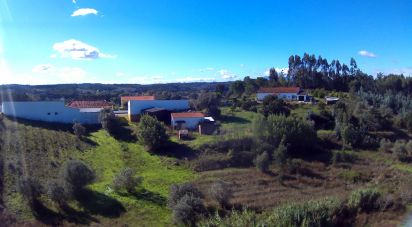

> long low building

[
  {"left": 128, "top": 99, "right": 189, "bottom": 121},
  {"left": 1, "top": 101, "right": 103, "bottom": 124}
]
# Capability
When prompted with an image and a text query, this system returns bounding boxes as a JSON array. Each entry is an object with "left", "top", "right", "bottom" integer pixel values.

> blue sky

[{"left": 1, "top": 0, "right": 411, "bottom": 85}]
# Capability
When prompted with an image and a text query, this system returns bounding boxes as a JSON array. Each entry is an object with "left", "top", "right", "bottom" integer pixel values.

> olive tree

[
  {"left": 209, "top": 180, "right": 232, "bottom": 207},
  {"left": 60, "top": 160, "right": 95, "bottom": 196},
  {"left": 136, "top": 115, "right": 168, "bottom": 151},
  {"left": 112, "top": 167, "right": 142, "bottom": 193}
]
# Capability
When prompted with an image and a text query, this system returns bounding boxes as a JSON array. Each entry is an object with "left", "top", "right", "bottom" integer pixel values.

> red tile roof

[
  {"left": 121, "top": 96, "right": 155, "bottom": 101},
  {"left": 171, "top": 112, "right": 205, "bottom": 118},
  {"left": 68, "top": 100, "right": 112, "bottom": 109},
  {"left": 257, "top": 87, "right": 301, "bottom": 94}
]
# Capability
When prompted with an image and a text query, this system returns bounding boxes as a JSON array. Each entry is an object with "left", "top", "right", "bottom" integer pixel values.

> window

[
  {"left": 47, "top": 112, "right": 51, "bottom": 115},
  {"left": 55, "top": 112, "right": 58, "bottom": 115}
]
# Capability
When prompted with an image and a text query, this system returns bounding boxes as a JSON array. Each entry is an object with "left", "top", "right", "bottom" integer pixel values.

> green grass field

[{"left": 73, "top": 130, "right": 196, "bottom": 226}]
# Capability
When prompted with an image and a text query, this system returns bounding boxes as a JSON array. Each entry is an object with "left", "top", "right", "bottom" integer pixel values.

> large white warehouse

[{"left": 1, "top": 101, "right": 102, "bottom": 124}]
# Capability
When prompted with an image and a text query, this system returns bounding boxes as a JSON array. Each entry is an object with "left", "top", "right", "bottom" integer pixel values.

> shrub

[
  {"left": 72, "top": 122, "right": 86, "bottom": 138},
  {"left": 60, "top": 160, "right": 95, "bottom": 195},
  {"left": 209, "top": 180, "right": 232, "bottom": 207},
  {"left": 198, "top": 209, "right": 260, "bottom": 227},
  {"left": 255, "top": 151, "right": 270, "bottom": 173},
  {"left": 261, "top": 95, "right": 290, "bottom": 117},
  {"left": 332, "top": 150, "right": 357, "bottom": 164},
  {"left": 252, "top": 114, "right": 317, "bottom": 157},
  {"left": 112, "top": 167, "right": 142, "bottom": 193},
  {"left": 46, "top": 180, "right": 68, "bottom": 207},
  {"left": 17, "top": 176, "right": 43, "bottom": 206},
  {"left": 392, "top": 140, "right": 409, "bottom": 162},
  {"left": 267, "top": 197, "right": 342, "bottom": 227},
  {"left": 168, "top": 183, "right": 203, "bottom": 208},
  {"left": 379, "top": 139, "right": 392, "bottom": 153},
  {"left": 172, "top": 194, "right": 205, "bottom": 226},
  {"left": 100, "top": 108, "right": 116, "bottom": 133},
  {"left": 341, "top": 124, "right": 365, "bottom": 148},
  {"left": 136, "top": 115, "right": 168, "bottom": 151},
  {"left": 348, "top": 188, "right": 381, "bottom": 212}
]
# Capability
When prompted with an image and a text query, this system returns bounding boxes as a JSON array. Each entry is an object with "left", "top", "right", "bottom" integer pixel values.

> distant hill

[{"left": 0, "top": 82, "right": 229, "bottom": 104}]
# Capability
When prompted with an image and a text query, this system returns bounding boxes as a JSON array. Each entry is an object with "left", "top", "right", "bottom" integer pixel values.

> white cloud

[
  {"left": 219, "top": 69, "right": 237, "bottom": 80},
  {"left": 71, "top": 8, "right": 98, "bottom": 17},
  {"left": 116, "top": 72, "right": 125, "bottom": 77},
  {"left": 72, "top": 0, "right": 77, "bottom": 4},
  {"left": 52, "top": 39, "right": 115, "bottom": 60},
  {"left": 387, "top": 67, "right": 412, "bottom": 76},
  {"left": 240, "top": 64, "right": 245, "bottom": 68},
  {"left": 175, "top": 77, "right": 215, "bottom": 83},
  {"left": 32, "top": 64, "right": 54, "bottom": 73},
  {"left": 199, "top": 67, "right": 215, "bottom": 72},
  {"left": 358, "top": 50, "right": 376, "bottom": 58}
]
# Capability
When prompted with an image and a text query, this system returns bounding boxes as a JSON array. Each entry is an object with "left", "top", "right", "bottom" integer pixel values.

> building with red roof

[
  {"left": 256, "top": 86, "right": 310, "bottom": 102},
  {"left": 171, "top": 112, "right": 206, "bottom": 130}
]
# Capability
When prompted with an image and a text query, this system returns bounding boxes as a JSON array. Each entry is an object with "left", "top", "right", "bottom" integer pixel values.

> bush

[
  {"left": 72, "top": 122, "right": 86, "bottom": 138},
  {"left": 255, "top": 151, "right": 270, "bottom": 173},
  {"left": 17, "top": 177, "right": 43, "bottom": 206},
  {"left": 348, "top": 188, "right": 381, "bottom": 212},
  {"left": 46, "top": 180, "right": 68, "bottom": 207},
  {"left": 392, "top": 140, "right": 409, "bottom": 162},
  {"left": 379, "top": 139, "right": 392, "bottom": 153},
  {"left": 172, "top": 194, "right": 205, "bottom": 226},
  {"left": 100, "top": 108, "right": 116, "bottom": 133},
  {"left": 209, "top": 180, "right": 232, "bottom": 207},
  {"left": 112, "top": 167, "right": 142, "bottom": 193},
  {"left": 136, "top": 115, "right": 168, "bottom": 151},
  {"left": 332, "top": 150, "right": 357, "bottom": 164},
  {"left": 168, "top": 183, "right": 203, "bottom": 208},
  {"left": 60, "top": 160, "right": 95, "bottom": 195},
  {"left": 261, "top": 95, "right": 290, "bottom": 117},
  {"left": 267, "top": 197, "right": 342, "bottom": 227},
  {"left": 252, "top": 114, "right": 317, "bottom": 157}
]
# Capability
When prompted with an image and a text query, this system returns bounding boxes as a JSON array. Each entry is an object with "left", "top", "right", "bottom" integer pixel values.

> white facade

[
  {"left": 1, "top": 101, "right": 101, "bottom": 124},
  {"left": 257, "top": 92, "right": 306, "bottom": 101},
  {"left": 171, "top": 117, "right": 204, "bottom": 129},
  {"left": 128, "top": 100, "right": 189, "bottom": 115}
]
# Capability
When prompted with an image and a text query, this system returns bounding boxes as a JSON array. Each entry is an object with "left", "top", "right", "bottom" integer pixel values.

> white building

[
  {"left": 1, "top": 101, "right": 102, "bottom": 124},
  {"left": 171, "top": 112, "right": 205, "bottom": 130},
  {"left": 128, "top": 99, "right": 189, "bottom": 121},
  {"left": 257, "top": 87, "right": 309, "bottom": 102}
]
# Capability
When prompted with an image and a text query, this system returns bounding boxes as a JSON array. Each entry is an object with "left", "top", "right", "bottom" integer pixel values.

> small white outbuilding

[{"left": 171, "top": 112, "right": 205, "bottom": 130}]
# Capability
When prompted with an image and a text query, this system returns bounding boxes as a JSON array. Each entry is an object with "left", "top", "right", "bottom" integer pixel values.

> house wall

[
  {"left": 1, "top": 101, "right": 100, "bottom": 124},
  {"left": 171, "top": 117, "right": 203, "bottom": 129},
  {"left": 257, "top": 92, "right": 302, "bottom": 101},
  {"left": 128, "top": 100, "right": 189, "bottom": 115}
]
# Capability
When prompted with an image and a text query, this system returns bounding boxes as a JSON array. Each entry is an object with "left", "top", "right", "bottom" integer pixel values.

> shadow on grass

[
  {"left": 109, "top": 125, "right": 137, "bottom": 143},
  {"left": 119, "top": 188, "right": 167, "bottom": 206},
  {"left": 220, "top": 115, "right": 250, "bottom": 124},
  {"left": 61, "top": 205, "right": 99, "bottom": 225},
  {"left": 156, "top": 141, "right": 198, "bottom": 160},
  {"left": 76, "top": 189, "right": 125, "bottom": 218},
  {"left": 32, "top": 200, "right": 63, "bottom": 226}
]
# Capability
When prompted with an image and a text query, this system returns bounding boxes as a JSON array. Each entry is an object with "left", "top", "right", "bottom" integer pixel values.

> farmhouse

[
  {"left": 1, "top": 101, "right": 104, "bottom": 124},
  {"left": 257, "top": 87, "right": 310, "bottom": 102},
  {"left": 171, "top": 112, "right": 205, "bottom": 130},
  {"left": 128, "top": 99, "right": 189, "bottom": 122}
]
